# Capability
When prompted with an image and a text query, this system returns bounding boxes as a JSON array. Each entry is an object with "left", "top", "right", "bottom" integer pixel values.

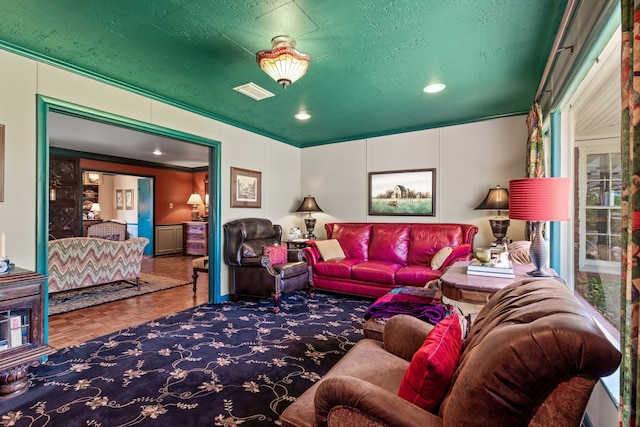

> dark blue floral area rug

[{"left": 1, "top": 292, "right": 371, "bottom": 426}]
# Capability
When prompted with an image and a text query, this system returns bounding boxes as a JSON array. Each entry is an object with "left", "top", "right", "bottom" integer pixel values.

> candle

[{"left": 0, "top": 232, "right": 5, "bottom": 258}]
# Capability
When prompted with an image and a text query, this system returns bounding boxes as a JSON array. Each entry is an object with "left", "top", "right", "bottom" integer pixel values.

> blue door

[{"left": 137, "top": 178, "right": 153, "bottom": 256}]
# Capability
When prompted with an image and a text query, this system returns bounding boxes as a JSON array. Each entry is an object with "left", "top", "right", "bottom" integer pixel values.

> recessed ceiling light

[
  {"left": 295, "top": 112, "right": 311, "bottom": 120},
  {"left": 153, "top": 149, "right": 162, "bottom": 155},
  {"left": 424, "top": 83, "right": 446, "bottom": 94}
]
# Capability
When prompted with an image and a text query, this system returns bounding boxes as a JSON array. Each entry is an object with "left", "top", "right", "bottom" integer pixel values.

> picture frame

[
  {"left": 115, "top": 189, "right": 124, "bottom": 210},
  {"left": 0, "top": 124, "right": 4, "bottom": 202},
  {"left": 82, "top": 171, "right": 103, "bottom": 185},
  {"left": 368, "top": 168, "right": 436, "bottom": 216},
  {"left": 125, "top": 189, "right": 134, "bottom": 210},
  {"left": 231, "top": 167, "right": 261, "bottom": 208}
]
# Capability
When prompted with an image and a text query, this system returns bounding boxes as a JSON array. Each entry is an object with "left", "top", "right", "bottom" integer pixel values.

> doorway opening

[{"left": 36, "top": 96, "right": 222, "bottom": 341}]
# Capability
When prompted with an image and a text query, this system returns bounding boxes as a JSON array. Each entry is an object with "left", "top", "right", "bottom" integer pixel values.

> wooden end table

[{"left": 440, "top": 260, "right": 558, "bottom": 305}]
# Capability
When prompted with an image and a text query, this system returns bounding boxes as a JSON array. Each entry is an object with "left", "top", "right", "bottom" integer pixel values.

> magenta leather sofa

[{"left": 304, "top": 222, "right": 478, "bottom": 298}]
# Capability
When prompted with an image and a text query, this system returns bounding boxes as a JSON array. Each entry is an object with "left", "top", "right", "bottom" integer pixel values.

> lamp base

[
  {"left": 489, "top": 218, "right": 510, "bottom": 245},
  {"left": 191, "top": 207, "right": 199, "bottom": 221},
  {"left": 304, "top": 217, "right": 317, "bottom": 240},
  {"left": 526, "top": 269, "right": 553, "bottom": 277},
  {"left": 528, "top": 221, "right": 549, "bottom": 275}
]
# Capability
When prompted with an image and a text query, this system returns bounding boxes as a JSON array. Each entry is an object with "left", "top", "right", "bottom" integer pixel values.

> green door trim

[{"left": 36, "top": 95, "right": 223, "bottom": 342}]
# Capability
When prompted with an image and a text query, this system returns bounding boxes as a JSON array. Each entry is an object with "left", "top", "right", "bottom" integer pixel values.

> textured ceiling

[{"left": 1, "top": 1, "right": 568, "bottom": 147}]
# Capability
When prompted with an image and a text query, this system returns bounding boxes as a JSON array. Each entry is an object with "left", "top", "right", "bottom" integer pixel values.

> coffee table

[{"left": 440, "top": 260, "right": 558, "bottom": 305}]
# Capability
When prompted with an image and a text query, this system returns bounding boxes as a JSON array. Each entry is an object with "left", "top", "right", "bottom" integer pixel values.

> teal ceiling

[{"left": 0, "top": 1, "right": 568, "bottom": 147}]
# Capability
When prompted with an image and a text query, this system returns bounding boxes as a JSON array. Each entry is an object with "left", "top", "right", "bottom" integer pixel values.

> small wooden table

[{"left": 440, "top": 261, "right": 558, "bottom": 305}]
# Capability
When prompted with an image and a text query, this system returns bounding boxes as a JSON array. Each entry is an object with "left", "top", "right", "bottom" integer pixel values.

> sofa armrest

[
  {"left": 287, "top": 248, "right": 305, "bottom": 262},
  {"left": 314, "top": 376, "right": 442, "bottom": 427},
  {"left": 383, "top": 314, "right": 434, "bottom": 362},
  {"left": 302, "top": 246, "right": 320, "bottom": 265}
]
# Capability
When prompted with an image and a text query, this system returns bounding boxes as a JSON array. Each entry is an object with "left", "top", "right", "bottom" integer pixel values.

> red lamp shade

[{"left": 508, "top": 178, "right": 570, "bottom": 222}]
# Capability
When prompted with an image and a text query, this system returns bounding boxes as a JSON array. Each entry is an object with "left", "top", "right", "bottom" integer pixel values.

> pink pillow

[
  {"left": 263, "top": 245, "right": 287, "bottom": 265},
  {"left": 397, "top": 313, "right": 462, "bottom": 412},
  {"left": 440, "top": 244, "right": 471, "bottom": 269}
]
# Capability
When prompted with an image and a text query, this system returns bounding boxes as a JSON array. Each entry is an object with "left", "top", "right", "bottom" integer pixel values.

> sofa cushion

[
  {"left": 315, "top": 239, "right": 346, "bottom": 260},
  {"left": 430, "top": 247, "right": 452, "bottom": 269},
  {"left": 440, "top": 243, "right": 471, "bottom": 269},
  {"left": 397, "top": 313, "right": 462, "bottom": 412},
  {"left": 263, "top": 245, "right": 287, "bottom": 265},
  {"left": 407, "top": 224, "right": 464, "bottom": 266},
  {"left": 351, "top": 260, "right": 402, "bottom": 285},
  {"left": 331, "top": 224, "right": 372, "bottom": 260},
  {"left": 368, "top": 224, "right": 410, "bottom": 265},
  {"left": 314, "top": 259, "right": 361, "bottom": 279},
  {"left": 394, "top": 265, "right": 443, "bottom": 286}
]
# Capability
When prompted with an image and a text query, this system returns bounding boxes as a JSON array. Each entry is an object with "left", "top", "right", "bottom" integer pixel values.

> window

[{"left": 575, "top": 143, "right": 621, "bottom": 331}]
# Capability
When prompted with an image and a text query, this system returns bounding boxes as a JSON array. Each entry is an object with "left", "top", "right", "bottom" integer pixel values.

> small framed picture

[
  {"left": 231, "top": 167, "right": 261, "bottom": 208},
  {"left": 115, "top": 189, "right": 124, "bottom": 210},
  {"left": 368, "top": 168, "right": 436, "bottom": 216},
  {"left": 125, "top": 189, "right": 134, "bottom": 210}
]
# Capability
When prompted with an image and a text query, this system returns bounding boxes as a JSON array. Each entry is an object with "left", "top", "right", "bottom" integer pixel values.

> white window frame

[{"left": 576, "top": 140, "right": 621, "bottom": 276}]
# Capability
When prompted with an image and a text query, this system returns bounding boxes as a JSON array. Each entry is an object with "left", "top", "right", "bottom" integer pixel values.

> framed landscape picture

[
  {"left": 231, "top": 167, "right": 261, "bottom": 208},
  {"left": 368, "top": 168, "right": 435, "bottom": 216}
]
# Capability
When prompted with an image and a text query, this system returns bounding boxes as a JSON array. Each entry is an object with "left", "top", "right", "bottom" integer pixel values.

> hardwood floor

[{"left": 47, "top": 255, "right": 210, "bottom": 349}]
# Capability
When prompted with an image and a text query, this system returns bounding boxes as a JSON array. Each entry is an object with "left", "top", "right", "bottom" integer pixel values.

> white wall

[
  {"left": 0, "top": 45, "right": 529, "bottom": 292},
  {"left": 0, "top": 49, "right": 302, "bottom": 297},
  {"left": 301, "top": 116, "right": 528, "bottom": 247}
]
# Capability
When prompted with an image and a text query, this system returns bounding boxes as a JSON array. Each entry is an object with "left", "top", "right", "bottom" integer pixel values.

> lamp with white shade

[
  {"left": 186, "top": 193, "right": 204, "bottom": 221},
  {"left": 90, "top": 203, "right": 101, "bottom": 219},
  {"left": 509, "top": 178, "right": 570, "bottom": 276}
]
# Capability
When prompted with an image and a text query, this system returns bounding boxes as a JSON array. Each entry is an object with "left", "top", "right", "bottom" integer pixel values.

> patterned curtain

[
  {"left": 524, "top": 102, "right": 545, "bottom": 240},
  {"left": 526, "top": 102, "right": 545, "bottom": 178},
  {"left": 620, "top": 1, "right": 640, "bottom": 425}
]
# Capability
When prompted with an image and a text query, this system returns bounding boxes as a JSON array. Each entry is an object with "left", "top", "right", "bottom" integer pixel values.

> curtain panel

[{"left": 620, "top": 0, "right": 640, "bottom": 425}]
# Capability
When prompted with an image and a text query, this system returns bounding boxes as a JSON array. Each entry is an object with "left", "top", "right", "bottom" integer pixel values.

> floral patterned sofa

[{"left": 48, "top": 237, "right": 149, "bottom": 293}]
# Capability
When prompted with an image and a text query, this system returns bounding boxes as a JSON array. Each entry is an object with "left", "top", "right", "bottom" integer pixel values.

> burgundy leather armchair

[{"left": 224, "top": 218, "right": 312, "bottom": 312}]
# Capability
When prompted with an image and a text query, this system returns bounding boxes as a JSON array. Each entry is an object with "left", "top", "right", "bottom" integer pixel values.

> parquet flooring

[{"left": 47, "top": 255, "right": 209, "bottom": 349}]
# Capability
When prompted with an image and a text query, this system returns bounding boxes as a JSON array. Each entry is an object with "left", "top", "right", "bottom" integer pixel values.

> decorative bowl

[{"left": 474, "top": 248, "right": 492, "bottom": 263}]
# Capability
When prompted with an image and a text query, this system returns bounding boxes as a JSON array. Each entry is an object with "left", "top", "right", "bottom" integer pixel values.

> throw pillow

[
  {"left": 440, "top": 244, "right": 472, "bottom": 270},
  {"left": 315, "top": 239, "right": 346, "bottom": 260},
  {"left": 397, "top": 313, "right": 462, "bottom": 412},
  {"left": 263, "top": 245, "right": 288, "bottom": 265},
  {"left": 431, "top": 247, "right": 453, "bottom": 270}
]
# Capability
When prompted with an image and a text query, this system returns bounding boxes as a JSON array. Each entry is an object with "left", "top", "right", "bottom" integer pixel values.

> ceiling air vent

[{"left": 233, "top": 82, "right": 275, "bottom": 101}]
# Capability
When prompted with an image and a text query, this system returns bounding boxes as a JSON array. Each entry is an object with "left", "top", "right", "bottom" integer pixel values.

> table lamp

[
  {"left": 186, "top": 193, "right": 204, "bottom": 221},
  {"left": 295, "top": 195, "right": 323, "bottom": 239},
  {"left": 90, "top": 203, "right": 101, "bottom": 219},
  {"left": 509, "top": 178, "right": 570, "bottom": 276},
  {"left": 474, "top": 185, "right": 509, "bottom": 245}
]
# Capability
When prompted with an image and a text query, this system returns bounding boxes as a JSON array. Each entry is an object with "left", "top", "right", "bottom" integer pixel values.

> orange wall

[{"left": 80, "top": 159, "right": 206, "bottom": 224}]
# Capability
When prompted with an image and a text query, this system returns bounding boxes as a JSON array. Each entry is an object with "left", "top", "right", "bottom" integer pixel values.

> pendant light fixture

[{"left": 256, "top": 36, "right": 311, "bottom": 88}]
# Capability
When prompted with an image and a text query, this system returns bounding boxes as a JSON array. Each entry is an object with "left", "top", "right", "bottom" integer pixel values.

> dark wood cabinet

[
  {"left": 0, "top": 268, "right": 55, "bottom": 398},
  {"left": 183, "top": 222, "right": 208, "bottom": 256},
  {"left": 49, "top": 155, "right": 81, "bottom": 239}
]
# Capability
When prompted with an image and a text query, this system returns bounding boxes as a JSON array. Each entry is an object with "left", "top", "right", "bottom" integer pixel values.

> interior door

[{"left": 137, "top": 178, "right": 153, "bottom": 256}]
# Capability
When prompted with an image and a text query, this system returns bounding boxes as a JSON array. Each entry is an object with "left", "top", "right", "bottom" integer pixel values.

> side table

[
  {"left": 440, "top": 260, "right": 559, "bottom": 305},
  {"left": 283, "top": 239, "right": 310, "bottom": 249}
]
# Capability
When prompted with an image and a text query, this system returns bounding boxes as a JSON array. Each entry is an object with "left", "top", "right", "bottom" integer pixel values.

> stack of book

[{"left": 467, "top": 259, "right": 515, "bottom": 278}]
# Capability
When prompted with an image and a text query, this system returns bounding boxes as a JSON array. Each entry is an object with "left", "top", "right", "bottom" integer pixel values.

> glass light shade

[
  {"left": 257, "top": 36, "right": 311, "bottom": 88},
  {"left": 186, "top": 193, "right": 203, "bottom": 206}
]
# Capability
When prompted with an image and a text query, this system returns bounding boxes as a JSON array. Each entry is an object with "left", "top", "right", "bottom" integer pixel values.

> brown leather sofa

[
  {"left": 280, "top": 278, "right": 621, "bottom": 427},
  {"left": 224, "top": 218, "right": 312, "bottom": 312}
]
